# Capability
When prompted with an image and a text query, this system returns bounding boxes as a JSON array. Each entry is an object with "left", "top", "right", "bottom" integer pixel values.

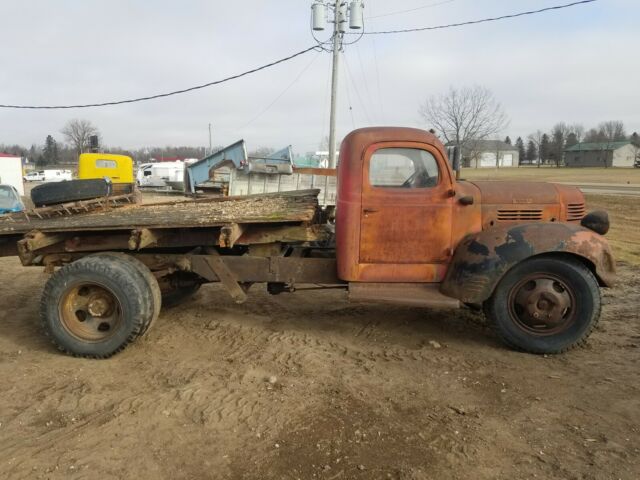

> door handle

[{"left": 363, "top": 208, "right": 378, "bottom": 214}]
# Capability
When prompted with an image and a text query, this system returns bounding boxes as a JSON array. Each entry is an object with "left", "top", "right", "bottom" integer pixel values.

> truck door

[{"left": 359, "top": 143, "right": 453, "bottom": 282}]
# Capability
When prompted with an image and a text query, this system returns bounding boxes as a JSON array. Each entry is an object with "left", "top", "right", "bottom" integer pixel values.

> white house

[
  {"left": 449, "top": 140, "right": 520, "bottom": 168},
  {"left": 0, "top": 153, "right": 24, "bottom": 195}
]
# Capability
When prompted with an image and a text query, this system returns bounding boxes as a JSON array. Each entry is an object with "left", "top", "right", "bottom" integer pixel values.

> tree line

[
  {"left": 419, "top": 85, "right": 638, "bottom": 169},
  {"left": 514, "top": 120, "right": 638, "bottom": 167},
  {"left": 1, "top": 119, "right": 217, "bottom": 167}
]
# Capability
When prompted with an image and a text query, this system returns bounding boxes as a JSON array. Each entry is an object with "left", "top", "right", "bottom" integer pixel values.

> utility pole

[
  {"left": 311, "top": 1, "right": 363, "bottom": 169},
  {"left": 328, "top": 0, "right": 341, "bottom": 169}
]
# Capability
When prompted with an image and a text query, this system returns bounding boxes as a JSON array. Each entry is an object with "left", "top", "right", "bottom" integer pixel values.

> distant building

[
  {"left": 564, "top": 141, "right": 639, "bottom": 167},
  {"left": 451, "top": 140, "right": 519, "bottom": 168}
]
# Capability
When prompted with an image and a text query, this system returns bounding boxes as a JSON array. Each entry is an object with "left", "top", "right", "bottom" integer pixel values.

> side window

[
  {"left": 96, "top": 160, "right": 117, "bottom": 169},
  {"left": 369, "top": 147, "right": 439, "bottom": 188}
]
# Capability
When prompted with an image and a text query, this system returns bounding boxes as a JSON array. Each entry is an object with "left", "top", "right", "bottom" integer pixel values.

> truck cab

[{"left": 78, "top": 153, "right": 134, "bottom": 194}]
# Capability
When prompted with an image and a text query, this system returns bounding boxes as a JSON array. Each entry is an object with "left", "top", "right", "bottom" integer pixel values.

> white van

[{"left": 43, "top": 170, "right": 73, "bottom": 182}]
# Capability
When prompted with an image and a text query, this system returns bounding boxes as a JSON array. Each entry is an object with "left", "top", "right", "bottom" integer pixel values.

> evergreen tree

[
  {"left": 631, "top": 132, "right": 640, "bottom": 147},
  {"left": 565, "top": 132, "right": 578, "bottom": 149},
  {"left": 550, "top": 128, "right": 565, "bottom": 167},
  {"left": 515, "top": 137, "right": 525, "bottom": 165},
  {"left": 504, "top": 136, "right": 512, "bottom": 145},
  {"left": 42, "top": 135, "right": 59, "bottom": 165},
  {"left": 525, "top": 140, "right": 537, "bottom": 163},
  {"left": 539, "top": 133, "right": 550, "bottom": 164}
]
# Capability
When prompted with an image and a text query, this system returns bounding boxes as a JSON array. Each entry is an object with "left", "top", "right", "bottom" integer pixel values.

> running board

[{"left": 349, "top": 283, "right": 460, "bottom": 309}]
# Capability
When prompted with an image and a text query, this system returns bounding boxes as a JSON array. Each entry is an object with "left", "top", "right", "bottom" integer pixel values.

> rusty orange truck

[{"left": 0, "top": 127, "right": 614, "bottom": 358}]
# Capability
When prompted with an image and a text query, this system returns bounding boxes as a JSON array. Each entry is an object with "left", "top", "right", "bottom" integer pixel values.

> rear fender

[{"left": 440, "top": 223, "right": 616, "bottom": 304}]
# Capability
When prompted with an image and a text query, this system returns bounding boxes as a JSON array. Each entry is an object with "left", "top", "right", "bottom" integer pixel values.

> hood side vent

[
  {"left": 496, "top": 209, "right": 543, "bottom": 221},
  {"left": 567, "top": 203, "right": 586, "bottom": 221}
]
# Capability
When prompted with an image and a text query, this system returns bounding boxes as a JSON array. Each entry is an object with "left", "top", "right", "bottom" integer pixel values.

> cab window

[
  {"left": 96, "top": 160, "right": 117, "bottom": 169},
  {"left": 369, "top": 147, "right": 439, "bottom": 188}
]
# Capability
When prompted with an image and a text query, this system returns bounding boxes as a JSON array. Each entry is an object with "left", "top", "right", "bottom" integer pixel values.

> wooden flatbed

[{"left": 0, "top": 189, "right": 319, "bottom": 235}]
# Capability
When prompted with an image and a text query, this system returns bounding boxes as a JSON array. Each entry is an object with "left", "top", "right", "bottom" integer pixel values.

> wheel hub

[
  {"left": 59, "top": 283, "right": 122, "bottom": 342},
  {"left": 509, "top": 275, "right": 575, "bottom": 335}
]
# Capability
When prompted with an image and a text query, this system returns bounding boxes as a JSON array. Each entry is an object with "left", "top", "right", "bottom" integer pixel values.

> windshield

[{"left": 0, "top": 186, "right": 20, "bottom": 209}]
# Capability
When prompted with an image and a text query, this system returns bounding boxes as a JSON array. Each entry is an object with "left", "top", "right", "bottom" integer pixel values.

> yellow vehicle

[{"left": 78, "top": 153, "right": 135, "bottom": 194}]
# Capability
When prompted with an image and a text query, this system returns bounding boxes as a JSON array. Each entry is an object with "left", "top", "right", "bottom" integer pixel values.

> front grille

[
  {"left": 567, "top": 203, "right": 586, "bottom": 221},
  {"left": 497, "top": 209, "right": 544, "bottom": 221}
]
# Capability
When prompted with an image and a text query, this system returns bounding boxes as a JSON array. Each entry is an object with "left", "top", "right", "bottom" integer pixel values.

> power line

[
  {"left": 366, "top": 0, "right": 456, "bottom": 20},
  {"left": 343, "top": 53, "right": 372, "bottom": 124},
  {"left": 0, "top": 45, "right": 321, "bottom": 109},
  {"left": 360, "top": 0, "right": 597, "bottom": 35},
  {"left": 237, "top": 52, "right": 321, "bottom": 131}
]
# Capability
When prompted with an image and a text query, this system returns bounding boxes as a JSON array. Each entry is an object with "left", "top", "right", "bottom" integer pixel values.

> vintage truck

[{"left": 0, "top": 127, "right": 615, "bottom": 358}]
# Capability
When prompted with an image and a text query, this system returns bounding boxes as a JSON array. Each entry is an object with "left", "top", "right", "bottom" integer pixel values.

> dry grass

[
  {"left": 584, "top": 194, "right": 640, "bottom": 265},
  {"left": 461, "top": 166, "right": 640, "bottom": 184}
]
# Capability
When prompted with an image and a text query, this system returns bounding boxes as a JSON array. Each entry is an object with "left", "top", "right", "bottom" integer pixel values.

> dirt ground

[
  {"left": 2, "top": 188, "right": 639, "bottom": 479},
  {"left": 0, "top": 264, "right": 639, "bottom": 479}
]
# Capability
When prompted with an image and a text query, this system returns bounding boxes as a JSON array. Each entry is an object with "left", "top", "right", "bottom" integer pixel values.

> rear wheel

[
  {"left": 92, "top": 252, "right": 161, "bottom": 333},
  {"left": 484, "top": 256, "right": 601, "bottom": 354},
  {"left": 40, "top": 255, "right": 156, "bottom": 358}
]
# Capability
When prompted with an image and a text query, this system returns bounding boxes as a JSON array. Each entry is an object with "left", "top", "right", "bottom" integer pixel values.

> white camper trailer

[
  {"left": 137, "top": 161, "right": 192, "bottom": 191},
  {"left": 43, "top": 170, "right": 73, "bottom": 182},
  {"left": 0, "top": 154, "right": 25, "bottom": 195}
]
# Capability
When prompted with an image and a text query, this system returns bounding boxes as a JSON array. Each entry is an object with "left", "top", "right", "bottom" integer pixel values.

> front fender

[{"left": 440, "top": 222, "right": 616, "bottom": 304}]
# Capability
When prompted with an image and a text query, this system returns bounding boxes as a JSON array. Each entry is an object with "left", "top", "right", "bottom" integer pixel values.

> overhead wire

[
  {"left": 366, "top": 0, "right": 456, "bottom": 20},
  {"left": 0, "top": 0, "right": 597, "bottom": 110},
  {"left": 367, "top": 0, "right": 385, "bottom": 122},
  {"left": 358, "top": 0, "right": 597, "bottom": 35},
  {"left": 342, "top": 53, "right": 372, "bottom": 124},
  {"left": 0, "top": 45, "right": 322, "bottom": 109},
  {"left": 341, "top": 54, "right": 357, "bottom": 130},
  {"left": 237, "top": 51, "right": 321, "bottom": 131}
]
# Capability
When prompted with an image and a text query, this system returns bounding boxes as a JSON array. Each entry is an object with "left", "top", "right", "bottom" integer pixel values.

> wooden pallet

[{"left": 2, "top": 193, "right": 138, "bottom": 223}]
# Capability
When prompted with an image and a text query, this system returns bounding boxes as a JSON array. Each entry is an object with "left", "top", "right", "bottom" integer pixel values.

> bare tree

[
  {"left": 61, "top": 119, "right": 99, "bottom": 156},
  {"left": 419, "top": 85, "right": 508, "bottom": 172},
  {"left": 567, "top": 123, "right": 585, "bottom": 142},
  {"left": 599, "top": 120, "right": 626, "bottom": 142},
  {"left": 528, "top": 130, "right": 544, "bottom": 167}
]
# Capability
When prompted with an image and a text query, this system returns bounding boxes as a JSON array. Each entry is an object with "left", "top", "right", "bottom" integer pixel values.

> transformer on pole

[{"left": 311, "top": 1, "right": 364, "bottom": 169}]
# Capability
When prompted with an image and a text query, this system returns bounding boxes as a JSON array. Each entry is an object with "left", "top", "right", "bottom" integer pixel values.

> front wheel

[{"left": 484, "top": 256, "right": 601, "bottom": 354}]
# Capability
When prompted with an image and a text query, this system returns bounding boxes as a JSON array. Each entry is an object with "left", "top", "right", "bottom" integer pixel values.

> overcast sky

[{"left": 0, "top": 0, "right": 636, "bottom": 154}]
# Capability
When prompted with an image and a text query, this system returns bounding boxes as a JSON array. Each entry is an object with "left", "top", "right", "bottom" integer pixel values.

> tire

[
  {"left": 483, "top": 256, "right": 601, "bottom": 354},
  {"left": 40, "top": 254, "right": 156, "bottom": 358},
  {"left": 91, "top": 252, "right": 162, "bottom": 334},
  {"left": 31, "top": 179, "right": 112, "bottom": 207},
  {"left": 160, "top": 272, "right": 202, "bottom": 308}
]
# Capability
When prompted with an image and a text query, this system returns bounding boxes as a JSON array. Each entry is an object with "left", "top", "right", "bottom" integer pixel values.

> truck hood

[
  {"left": 468, "top": 180, "right": 586, "bottom": 227},
  {"left": 470, "top": 181, "right": 560, "bottom": 204}
]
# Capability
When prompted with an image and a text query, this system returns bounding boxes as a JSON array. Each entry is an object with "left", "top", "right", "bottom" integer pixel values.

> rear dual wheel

[
  {"left": 40, "top": 254, "right": 161, "bottom": 358},
  {"left": 484, "top": 256, "right": 601, "bottom": 354}
]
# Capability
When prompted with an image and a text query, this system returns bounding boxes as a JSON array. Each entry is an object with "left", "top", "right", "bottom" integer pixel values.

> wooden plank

[
  {"left": 191, "top": 254, "right": 248, "bottom": 304},
  {"left": 0, "top": 189, "right": 320, "bottom": 236},
  {"left": 128, "top": 228, "right": 163, "bottom": 250},
  {"left": 218, "top": 223, "right": 245, "bottom": 248},
  {"left": 24, "top": 231, "right": 67, "bottom": 251},
  {"left": 238, "top": 224, "right": 328, "bottom": 245}
]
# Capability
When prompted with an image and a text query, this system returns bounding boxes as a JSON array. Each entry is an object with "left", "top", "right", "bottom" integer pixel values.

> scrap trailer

[{"left": 0, "top": 127, "right": 615, "bottom": 358}]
